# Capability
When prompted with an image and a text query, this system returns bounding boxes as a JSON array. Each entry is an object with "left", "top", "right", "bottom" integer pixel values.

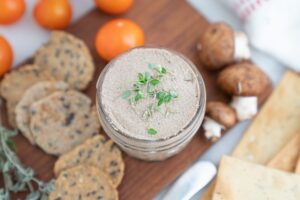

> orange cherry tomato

[
  {"left": 33, "top": 0, "right": 72, "bottom": 30},
  {"left": 94, "top": 0, "right": 134, "bottom": 15},
  {"left": 0, "top": 0, "right": 26, "bottom": 25},
  {"left": 95, "top": 19, "right": 145, "bottom": 61},
  {"left": 0, "top": 36, "right": 13, "bottom": 77}
]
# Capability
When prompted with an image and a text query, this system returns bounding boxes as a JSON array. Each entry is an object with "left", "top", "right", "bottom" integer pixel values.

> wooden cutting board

[{"left": 0, "top": 0, "right": 271, "bottom": 199}]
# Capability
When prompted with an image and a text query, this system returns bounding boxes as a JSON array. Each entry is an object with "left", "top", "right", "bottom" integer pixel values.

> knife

[{"left": 161, "top": 161, "right": 216, "bottom": 200}]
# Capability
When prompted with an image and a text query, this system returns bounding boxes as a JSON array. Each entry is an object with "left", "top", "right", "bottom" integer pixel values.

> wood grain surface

[{"left": 0, "top": 0, "right": 272, "bottom": 199}]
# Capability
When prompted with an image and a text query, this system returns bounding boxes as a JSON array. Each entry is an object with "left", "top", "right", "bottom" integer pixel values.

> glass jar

[{"left": 96, "top": 47, "right": 206, "bottom": 161}]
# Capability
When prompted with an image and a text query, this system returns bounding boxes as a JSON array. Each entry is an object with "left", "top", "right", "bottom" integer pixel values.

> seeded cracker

[
  {"left": 49, "top": 165, "right": 118, "bottom": 200},
  {"left": 48, "top": 31, "right": 91, "bottom": 56},
  {"left": 29, "top": 90, "right": 100, "bottom": 155},
  {"left": 0, "top": 64, "right": 50, "bottom": 127},
  {"left": 6, "top": 100, "right": 18, "bottom": 127},
  {"left": 16, "top": 81, "right": 68, "bottom": 144},
  {"left": 54, "top": 135, "right": 125, "bottom": 188},
  {"left": 34, "top": 32, "right": 94, "bottom": 90}
]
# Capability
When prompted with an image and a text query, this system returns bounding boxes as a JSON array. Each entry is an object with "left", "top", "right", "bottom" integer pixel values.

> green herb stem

[{"left": 0, "top": 126, "right": 55, "bottom": 200}]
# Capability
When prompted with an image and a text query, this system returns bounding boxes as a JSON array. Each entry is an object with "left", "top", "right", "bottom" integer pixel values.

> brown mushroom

[
  {"left": 203, "top": 101, "right": 237, "bottom": 141},
  {"left": 217, "top": 62, "right": 269, "bottom": 96},
  {"left": 197, "top": 22, "right": 250, "bottom": 70},
  {"left": 206, "top": 101, "right": 237, "bottom": 128},
  {"left": 217, "top": 62, "right": 270, "bottom": 121}
]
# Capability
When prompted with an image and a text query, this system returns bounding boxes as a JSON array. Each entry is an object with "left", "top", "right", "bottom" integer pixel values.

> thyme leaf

[
  {"left": 0, "top": 126, "right": 55, "bottom": 200},
  {"left": 147, "top": 128, "right": 157, "bottom": 135}
]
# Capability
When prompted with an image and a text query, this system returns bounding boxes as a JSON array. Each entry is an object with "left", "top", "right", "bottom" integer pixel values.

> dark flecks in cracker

[
  {"left": 110, "top": 170, "right": 120, "bottom": 178},
  {"left": 31, "top": 109, "right": 37, "bottom": 115},
  {"left": 48, "top": 142, "right": 54, "bottom": 147},
  {"left": 58, "top": 95, "right": 65, "bottom": 102},
  {"left": 86, "top": 149, "right": 93, "bottom": 159},
  {"left": 51, "top": 67, "right": 58, "bottom": 75},
  {"left": 55, "top": 49, "right": 61, "bottom": 58},
  {"left": 63, "top": 72, "right": 70, "bottom": 82},
  {"left": 63, "top": 102, "right": 70, "bottom": 110},
  {"left": 97, "top": 155, "right": 102, "bottom": 161},
  {"left": 78, "top": 149, "right": 85, "bottom": 157},
  {"left": 64, "top": 49, "right": 71, "bottom": 54},
  {"left": 64, "top": 112, "right": 75, "bottom": 126},
  {"left": 62, "top": 173, "right": 69, "bottom": 178},
  {"left": 69, "top": 181, "right": 76, "bottom": 187},
  {"left": 109, "top": 143, "right": 118, "bottom": 152},
  {"left": 75, "top": 129, "right": 82, "bottom": 135},
  {"left": 32, "top": 124, "right": 40, "bottom": 132},
  {"left": 79, "top": 69, "right": 85, "bottom": 75},
  {"left": 21, "top": 105, "right": 28, "bottom": 110},
  {"left": 110, "top": 160, "right": 118, "bottom": 167},
  {"left": 84, "top": 122, "right": 90, "bottom": 128},
  {"left": 84, "top": 113, "right": 89, "bottom": 119}
]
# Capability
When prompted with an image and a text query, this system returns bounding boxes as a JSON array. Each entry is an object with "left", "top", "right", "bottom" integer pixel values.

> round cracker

[
  {"left": 0, "top": 64, "right": 49, "bottom": 127},
  {"left": 16, "top": 81, "right": 68, "bottom": 144},
  {"left": 34, "top": 38, "right": 94, "bottom": 90},
  {"left": 29, "top": 90, "right": 100, "bottom": 155},
  {"left": 54, "top": 135, "right": 125, "bottom": 188},
  {"left": 49, "top": 165, "right": 118, "bottom": 200},
  {"left": 54, "top": 135, "right": 107, "bottom": 176},
  {"left": 48, "top": 31, "right": 90, "bottom": 56},
  {"left": 6, "top": 100, "right": 18, "bottom": 128},
  {"left": 102, "top": 140, "right": 125, "bottom": 187}
]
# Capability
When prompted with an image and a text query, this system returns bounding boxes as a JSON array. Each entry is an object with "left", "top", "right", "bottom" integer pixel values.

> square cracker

[
  {"left": 296, "top": 156, "right": 300, "bottom": 174},
  {"left": 267, "top": 133, "right": 300, "bottom": 172},
  {"left": 200, "top": 71, "right": 300, "bottom": 200},
  {"left": 212, "top": 156, "right": 300, "bottom": 200}
]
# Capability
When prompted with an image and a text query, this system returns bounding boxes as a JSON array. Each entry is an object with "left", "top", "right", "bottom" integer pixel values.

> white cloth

[{"left": 222, "top": 0, "right": 300, "bottom": 72}]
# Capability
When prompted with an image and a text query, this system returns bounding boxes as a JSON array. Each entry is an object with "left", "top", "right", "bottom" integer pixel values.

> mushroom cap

[
  {"left": 206, "top": 101, "right": 237, "bottom": 128},
  {"left": 197, "top": 22, "right": 235, "bottom": 70},
  {"left": 217, "top": 62, "right": 269, "bottom": 96}
]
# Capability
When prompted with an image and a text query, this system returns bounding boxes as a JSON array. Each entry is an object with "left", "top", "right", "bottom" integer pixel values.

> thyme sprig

[
  {"left": 122, "top": 64, "right": 178, "bottom": 135},
  {"left": 0, "top": 126, "right": 55, "bottom": 200}
]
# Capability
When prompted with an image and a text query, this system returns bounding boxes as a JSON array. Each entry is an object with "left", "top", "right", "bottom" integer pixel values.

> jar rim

[{"left": 96, "top": 46, "right": 206, "bottom": 144}]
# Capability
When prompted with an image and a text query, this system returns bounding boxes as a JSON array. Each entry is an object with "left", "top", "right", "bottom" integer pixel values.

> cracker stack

[
  {"left": 0, "top": 31, "right": 95, "bottom": 128},
  {"left": 0, "top": 31, "right": 124, "bottom": 199}
]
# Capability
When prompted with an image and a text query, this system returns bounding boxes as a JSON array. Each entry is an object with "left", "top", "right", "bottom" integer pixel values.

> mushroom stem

[
  {"left": 203, "top": 117, "right": 225, "bottom": 141},
  {"left": 234, "top": 32, "right": 251, "bottom": 61},
  {"left": 230, "top": 96, "right": 257, "bottom": 121}
]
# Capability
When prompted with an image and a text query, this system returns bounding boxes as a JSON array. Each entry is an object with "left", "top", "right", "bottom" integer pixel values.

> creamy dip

[{"left": 100, "top": 48, "right": 200, "bottom": 140}]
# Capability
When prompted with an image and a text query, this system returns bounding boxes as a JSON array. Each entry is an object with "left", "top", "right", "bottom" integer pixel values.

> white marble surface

[{"left": 0, "top": 1, "right": 287, "bottom": 199}]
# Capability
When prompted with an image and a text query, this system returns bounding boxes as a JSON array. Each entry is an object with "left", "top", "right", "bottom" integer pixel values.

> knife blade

[{"left": 161, "top": 161, "right": 216, "bottom": 200}]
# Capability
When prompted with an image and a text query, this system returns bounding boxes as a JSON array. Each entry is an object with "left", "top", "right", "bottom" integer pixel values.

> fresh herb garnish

[
  {"left": 0, "top": 126, "right": 55, "bottom": 200},
  {"left": 150, "top": 79, "right": 160, "bottom": 86},
  {"left": 122, "top": 63, "right": 170, "bottom": 105},
  {"left": 122, "top": 64, "right": 179, "bottom": 135},
  {"left": 148, "top": 63, "right": 167, "bottom": 75},
  {"left": 147, "top": 128, "right": 157, "bottom": 135},
  {"left": 156, "top": 91, "right": 178, "bottom": 106},
  {"left": 134, "top": 91, "right": 145, "bottom": 102}
]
